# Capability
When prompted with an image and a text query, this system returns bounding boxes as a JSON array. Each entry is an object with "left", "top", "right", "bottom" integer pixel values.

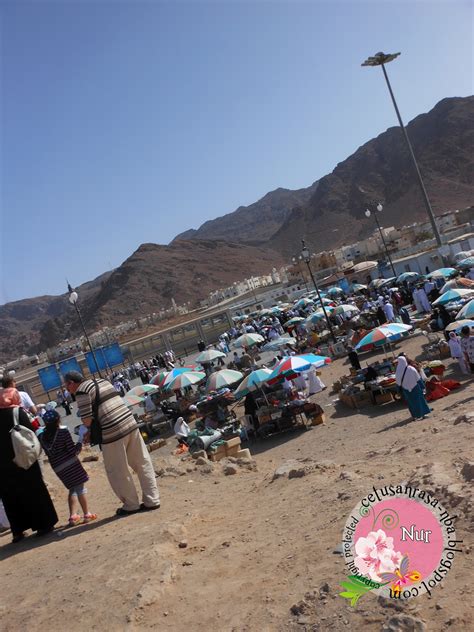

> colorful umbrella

[
  {"left": 397, "top": 272, "right": 422, "bottom": 283},
  {"left": 427, "top": 267, "right": 457, "bottom": 279},
  {"left": 267, "top": 356, "right": 313, "bottom": 383},
  {"left": 456, "top": 299, "right": 474, "bottom": 320},
  {"left": 327, "top": 286, "right": 344, "bottom": 297},
  {"left": 352, "top": 283, "right": 367, "bottom": 292},
  {"left": 305, "top": 307, "right": 335, "bottom": 324},
  {"left": 234, "top": 333, "right": 265, "bottom": 348},
  {"left": 150, "top": 370, "right": 169, "bottom": 387},
  {"left": 195, "top": 349, "right": 226, "bottom": 363},
  {"left": 444, "top": 319, "right": 474, "bottom": 333},
  {"left": 164, "top": 371, "right": 206, "bottom": 390},
  {"left": 206, "top": 369, "right": 243, "bottom": 392},
  {"left": 334, "top": 304, "right": 360, "bottom": 316},
  {"left": 123, "top": 394, "right": 144, "bottom": 407},
  {"left": 128, "top": 384, "right": 160, "bottom": 397},
  {"left": 262, "top": 336, "right": 297, "bottom": 351},
  {"left": 314, "top": 297, "right": 335, "bottom": 306},
  {"left": 440, "top": 278, "right": 474, "bottom": 293},
  {"left": 355, "top": 324, "right": 412, "bottom": 352},
  {"left": 432, "top": 288, "right": 474, "bottom": 306},
  {"left": 295, "top": 353, "right": 332, "bottom": 368},
  {"left": 294, "top": 297, "right": 314, "bottom": 309},
  {"left": 233, "top": 368, "right": 274, "bottom": 401}
]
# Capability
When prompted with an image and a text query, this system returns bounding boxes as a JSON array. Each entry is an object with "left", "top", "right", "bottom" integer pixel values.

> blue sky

[{"left": 1, "top": 0, "right": 472, "bottom": 304}]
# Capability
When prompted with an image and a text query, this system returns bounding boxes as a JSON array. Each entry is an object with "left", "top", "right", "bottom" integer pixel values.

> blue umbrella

[
  {"left": 457, "top": 257, "right": 474, "bottom": 268},
  {"left": 397, "top": 272, "right": 422, "bottom": 283},
  {"left": 233, "top": 368, "right": 273, "bottom": 399},
  {"left": 427, "top": 267, "right": 457, "bottom": 279},
  {"left": 432, "top": 289, "right": 474, "bottom": 306},
  {"left": 456, "top": 299, "right": 474, "bottom": 320}
]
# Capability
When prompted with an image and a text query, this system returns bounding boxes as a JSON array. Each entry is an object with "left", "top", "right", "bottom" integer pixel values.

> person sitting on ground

[{"left": 173, "top": 416, "right": 190, "bottom": 445}]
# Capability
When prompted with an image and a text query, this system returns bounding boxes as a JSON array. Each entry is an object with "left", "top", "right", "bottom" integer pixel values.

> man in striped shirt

[{"left": 64, "top": 371, "right": 160, "bottom": 516}]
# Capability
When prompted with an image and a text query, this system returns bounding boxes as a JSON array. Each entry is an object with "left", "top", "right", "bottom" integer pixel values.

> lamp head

[
  {"left": 301, "top": 240, "right": 310, "bottom": 263},
  {"left": 69, "top": 291, "right": 79, "bottom": 305},
  {"left": 365, "top": 209, "right": 371, "bottom": 218},
  {"left": 377, "top": 203, "right": 383, "bottom": 212}
]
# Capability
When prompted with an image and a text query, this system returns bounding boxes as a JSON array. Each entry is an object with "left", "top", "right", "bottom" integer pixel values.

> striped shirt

[
  {"left": 76, "top": 379, "right": 138, "bottom": 445},
  {"left": 40, "top": 427, "right": 88, "bottom": 490}
]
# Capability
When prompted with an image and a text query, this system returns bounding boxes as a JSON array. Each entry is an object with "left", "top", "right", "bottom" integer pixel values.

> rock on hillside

[
  {"left": 269, "top": 96, "right": 474, "bottom": 254},
  {"left": 173, "top": 182, "right": 319, "bottom": 245}
]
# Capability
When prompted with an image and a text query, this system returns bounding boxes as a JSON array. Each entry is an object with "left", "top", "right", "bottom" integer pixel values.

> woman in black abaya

[{"left": 0, "top": 388, "right": 58, "bottom": 543}]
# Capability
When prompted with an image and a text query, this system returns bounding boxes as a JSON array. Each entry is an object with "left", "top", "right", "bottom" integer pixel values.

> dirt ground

[{"left": 1, "top": 333, "right": 473, "bottom": 632}]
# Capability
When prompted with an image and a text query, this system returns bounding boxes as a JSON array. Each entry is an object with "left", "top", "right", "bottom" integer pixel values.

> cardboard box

[
  {"left": 375, "top": 392, "right": 394, "bottom": 405},
  {"left": 226, "top": 445, "right": 240, "bottom": 457},
  {"left": 209, "top": 451, "right": 227, "bottom": 462},
  {"left": 236, "top": 448, "right": 251, "bottom": 459},
  {"left": 224, "top": 437, "right": 241, "bottom": 450}
]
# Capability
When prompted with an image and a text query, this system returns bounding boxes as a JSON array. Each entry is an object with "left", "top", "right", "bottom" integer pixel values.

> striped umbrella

[
  {"left": 262, "top": 336, "right": 297, "bottom": 351},
  {"left": 206, "top": 369, "right": 243, "bottom": 392},
  {"left": 233, "top": 368, "right": 273, "bottom": 399},
  {"left": 123, "top": 394, "right": 144, "bottom": 408},
  {"left": 334, "top": 304, "right": 360, "bottom": 316},
  {"left": 296, "top": 353, "right": 332, "bottom": 368},
  {"left": 164, "top": 371, "right": 206, "bottom": 390},
  {"left": 355, "top": 324, "right": 412, "bottom": 352},
  {"left": 267, "top": 354, "right": 330, "bottom": 383},
  {"left": 284, "top": 316, "right": 305, "bottom": 326},
  {"left": 427, "top": 267, "right": 457, "bottom": 279},
  {"left": 456, "top": 299, "right": 474, "bottom": 320},
  {"left": 327, "top": 286, "right": 344, "bottom": 297},
  {"left": 294, "top": 297, "right": 314, "bottom": 309},
  {"left": 234, "top": 333, "right": 265, "bottom": 348},
  {"left": 432, "top": 288, "right": 474, "bottom": 306},
  {"left": 128, "top": 384, "right": 160, "bottom": 397},
  {"left": 444, "top": 319, "right": 474, "bottom": 333},
  {"left": 305, "top": 307, "right": 335, "bottom": 324},
  {"left": 150, "top": 370, "right": 170, "bottom": 387},
  {"left": 195, "top": 349, "right": 226, "bottom": 363}
]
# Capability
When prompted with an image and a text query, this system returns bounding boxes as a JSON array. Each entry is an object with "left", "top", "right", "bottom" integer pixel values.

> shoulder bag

[{"left": 9, "top": 407, "right": 42, "bottom": 469}]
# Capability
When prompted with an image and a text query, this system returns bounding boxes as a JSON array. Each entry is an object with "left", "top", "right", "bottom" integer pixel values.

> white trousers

[{"left": 102, "top": 429, "right": 160, "bottom": 511}]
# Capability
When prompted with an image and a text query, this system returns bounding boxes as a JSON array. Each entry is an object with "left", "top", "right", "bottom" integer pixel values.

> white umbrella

[{"left": 195, "top": 349, "right": 226, "bottom": 363}]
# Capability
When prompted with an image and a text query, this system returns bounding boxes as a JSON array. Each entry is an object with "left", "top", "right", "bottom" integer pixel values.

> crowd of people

[{"left": 1, "top": 263, "right": 473, "bottom": 544}]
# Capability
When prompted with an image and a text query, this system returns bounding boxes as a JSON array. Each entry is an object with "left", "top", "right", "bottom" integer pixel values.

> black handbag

[{"left": 89, "top": 380, "right": 103, "bottom": 447}]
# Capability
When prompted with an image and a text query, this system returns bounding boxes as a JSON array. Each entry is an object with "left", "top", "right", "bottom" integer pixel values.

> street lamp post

[
  {"left": 365, "top": 204, "right": 397, "bottom": 277},
  {"left": 362, "top": 51, "right": 442, "bottom": 247},
  {"left": 300, "top": 240, "right": 336, "bottom": 342},
  {"left": 292, "top": 256, "right": 309, "bottom": 291},
  {"left": 67, "top": 283, "right": 103, "bottom": 378}
]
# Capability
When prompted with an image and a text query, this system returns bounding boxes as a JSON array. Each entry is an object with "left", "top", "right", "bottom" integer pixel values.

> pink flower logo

[{"left": 354, "top": 529, "right": 403, "bottom": 582}]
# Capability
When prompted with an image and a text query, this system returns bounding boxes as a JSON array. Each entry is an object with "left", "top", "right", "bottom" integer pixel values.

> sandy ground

[{"left": 1, "top": 333, "right": 473, "bottom": 632}]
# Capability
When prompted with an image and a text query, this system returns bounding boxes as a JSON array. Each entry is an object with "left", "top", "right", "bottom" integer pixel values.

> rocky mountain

[
  {"left": 269, "top": 96, "right": 474, "bottom": 254},
  {"left": 0, "top": 241, "right": 281, "bottom": 363},
  {"left": 175, "top": 96, "right": 474, "bottom": 255},
  {"left": 173, "top": 182, "right": 319, "bottom": 244},
  {"left": 2, "top": 96, "right": 472, "bottom": 363}
]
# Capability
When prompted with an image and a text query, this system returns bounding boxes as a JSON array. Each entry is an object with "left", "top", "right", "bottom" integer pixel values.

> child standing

[{"left": 40, "top": 410, "right": 97, "bottom": 526}]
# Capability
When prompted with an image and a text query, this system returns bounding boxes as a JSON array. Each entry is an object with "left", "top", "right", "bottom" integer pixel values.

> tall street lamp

[
  {"left": 362, "top": 51, "right": 442, "bottom": 248},
  {"left": 365, "top": 203, "right": 397, "bottom": 277},
  {"left": 301, "top": 240, "right": 336, "bottom": 342},
  {"left": 291, "top": 255, "right": 309, "bottom": 291},
  {"left": 67, "top": 283, "right": 103, "bottom": 378}
]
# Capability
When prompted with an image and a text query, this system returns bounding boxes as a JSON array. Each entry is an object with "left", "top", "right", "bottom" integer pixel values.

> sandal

[
  {"left": 68, "top": 514, "right": 82, "bottom": 526},
  {"left": 83, "top": 513, "right": 97, "bottom": 523}
]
